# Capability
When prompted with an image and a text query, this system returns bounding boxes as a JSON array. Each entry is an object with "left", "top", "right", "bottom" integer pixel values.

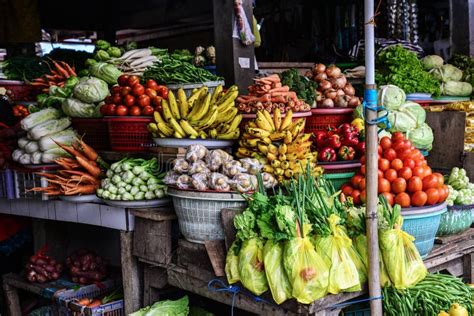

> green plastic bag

[
  {"left": 263, "top": 240, "right": 292, "bottom": 304},
  {"left": 238, "top": 238, "right": 268, "bottom": 295},
  {"left": 225, "top": 240, "right": 240, "bottom": 284},
  {"left": 284, "top": 236, "right": 329, "bottom": 304},
  {"left": 354, "top": 234, "right": 391, "bottom": 287}
]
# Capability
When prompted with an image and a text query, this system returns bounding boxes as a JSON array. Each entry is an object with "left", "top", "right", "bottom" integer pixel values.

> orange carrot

[
  {"left": 53, "top": 140, "right": 88, "bottom": 161},
  {"left": 61, "top": 61, "right": 76, "bottom": 76},
  {"left": 50, "top": 59, "right": 70, "bottom": 78},
  {"left": 269, "top": 86, "right": 290, "bottom": 93},
  {"left": 77, "top": 139, "right": 98, "bottom": 161},
  {"left": 75, "top": 156, "right": 101, "bottom": 178},
  {"left": 64, "top": 184, "right": 98, "bottom": 195}
]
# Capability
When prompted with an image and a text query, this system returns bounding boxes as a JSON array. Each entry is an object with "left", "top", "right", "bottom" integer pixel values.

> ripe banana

[
  {"left": 153, "top": 111, "right": 167, "bottom": 125},
  {"left": 283, "top": 131, "right": 293, "bottom": 144},
  {"left": 244, "top": 138, "right": 259, "bottom": 147},
  {"left": 147, "top": 123, "right": 158, "bottom": 133},
  {"left": 177, "top": 88, "right": 189, "bottom": 118},
  {"left": 267, "top": 152, "right": 277, "bottom": 161},
  {"left": 280, "top": 110, "right": 293, "bottom": 131},
  {"left": 296, "top": 133, "right": 312, "bottom": 143},
  {"left": 247, "top": 122, "right": 258, "bottom": 128},
  {"left": 179, "top": 119, "right": 199, "bottom": 137},
  {"left": 263, "top": 165, "right": 274, "bottom": 173},
  {"left": 199, "top": 131, "right": 207, "bottom": 139},
  {"left": 210, "top": 85, "right": 223, "bottom": 105},
  {"left": 278, "top": 154, "right": 287, "bottom": 161},
  {"left": 223, "top": 114, "right": 242, "bottom": 134},
  {"left": 278, "top": 144, "right": 288, "bottom": 155},
  {"left": 284, "top": 169, "right": 294, "bottom": 178},
  {"left": 156, "top": 122, "right": 174, "bottom": 137},
  {"left": 187, "top": 86, "right": 207, "bottom": 108},
  {"left": 216, "top": 107, "right": 238, "bottom": 125},
  {"left": 173, "top": 130, "right": 184, "bottom": 138},
  {"left": 216, "top": 90, "right": 239, "bottom": 112},
  {"left": 257, "top": 143, "right": 269, "bottom": 155},
  {"left": 268, "top": 144, "right": 278, "bottom": 154},
  {"left": 194, "top": 107, "right": 218, "bottom": 130},
  {"left": 188, "top": 93, "right": 211, "bottom": 122},
  {"left": 168, "top": 90, "right": 180, "bottom": 120},
  {"left": 256, "top": 111, "right": 273, "bottom": 131},
  {"left": 260, "top": 137, "right": 272, "bottom": 145},
  {"left": 273, "top": 108, "right": 282, "bottom": 131},
  {"left": 161, "top": 99, "right": 174, "bottom": 121},
  {"left": 169, "top": 118, "right": 186, "bottom": 136},
  {"left": 290, "top": 118, "right": 305, "bottom": 137},
  {"left": 247, "top": 127, "right": 271, "bottom": 138},
  {"left": 262, "top": 110, "right": 275, "bottom": 131},
  {"left": 269, "top": 131, "right": 286, "bottom": 141},
  {"left": 238, "top": 147, "right": 253, "bottom": 157},
  {"left": 270, "top": 159, "right": 280, "bottom": 168},
  {"left": 217, "top": 129, "right": 240, "bottom": 140},
  {"left": 281, "top": 161, "right": 290, "bottom": 170}
]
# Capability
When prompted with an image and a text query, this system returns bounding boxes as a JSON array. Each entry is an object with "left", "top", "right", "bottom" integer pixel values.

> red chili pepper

[
  {"left": 318, "top": 147, "right": 336, "bottom": 162},
  {"left": 338, "top": 146, "right": 356, "bottom": 161},
  {"left": 325, "top": 134, "right": 341, "bottom": 149}
]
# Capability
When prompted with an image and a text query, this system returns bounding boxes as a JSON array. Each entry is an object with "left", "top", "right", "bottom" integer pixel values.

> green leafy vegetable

[{"left": 280, "top": 69, "right": 317, "bottom": 104}]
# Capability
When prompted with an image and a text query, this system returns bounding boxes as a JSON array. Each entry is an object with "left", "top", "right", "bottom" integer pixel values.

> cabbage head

[
  {"left": 421, "top": 55, "right": 444, "bottom": 70},
  {"left": 378, "top": 85, "right": 406, "bottom": 111},
  {"left": 73, "top": 77, "right": 109, "bottom": 103},
  {"left": 62, "top": 98, "right": 102, "bottom": 118},
  {"left": 399, "top": 101, "right": 426, "bottom": 126},
  {"left": 430, "top": 64, "right": 463, "bottom": 82},
  {"left": 90, "top": 62, "right": 122, "bottom": 85},
  {"left": 406, "top": 123, "right": 434, "bottom": 150},
  {"left": 441, "top": 80, "right": 473, "bottom": 96},
  {"left": 388, "top": 111, "right": 417, "bottom": 133}
]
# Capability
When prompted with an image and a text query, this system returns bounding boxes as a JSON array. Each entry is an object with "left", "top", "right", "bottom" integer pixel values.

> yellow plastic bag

[
  {"left": 225, "top": 240, "right": 240, "bottom": 284},
  {"left": 354, "top": 234, "right": 391, "bottom": 287},
  {"left": 238, "top": 238, "right": 268, "bottom": 295},
  {"left": 263, "top": 240, "right": 292, "bottom": 304},
  {"left": 313, "top": 214, "right": 361, "bottom": 294},
  {"left": 379, "top": 219, "right": 427, "bottom": 289},
  {"left": 284, "top": 236, "right": 329, "bottom": 303}
]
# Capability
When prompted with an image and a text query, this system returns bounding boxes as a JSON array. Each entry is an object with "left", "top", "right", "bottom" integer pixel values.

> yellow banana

[
  {"left": 273, "top": 108, "right": 282, "bottom": 130},
  {"left": 296, "top": 133, "right": 312, "bottom": 143},
  {"left": 261, "top": 137, "right": 272, "bottom": 145},
  {"left": 263, "top": 165, "right": 274, "bottom": 173},
  {"left": 290, "top": 118, "right": 305, "bottom": 137},
  {"left": 189, "top": 134, "right": 197, "bottom": 139},
  {"left": 177, "top": 88, "right": 189, "bottom": 118},
  {"left": 278, "top": 154, "right": 287, "bottom": 161},
  {"left": 262, "top": 110, "right": 275, "bottom": 131},
  {"left": 153, "top": 111, "right": 167, "bottom": 125},
  {"left": 284, "top": 169, "right": 294, "bottom": 178},
  {"left": 217, "top": 129, "right": 240, "bottom": 140},
  {"left": 274, "top": 167, "right": 284, "bottom": 176},
  {"left": 224, "top": 114, "right": 242, "bottom": 133},
  {"left": 267, "top": 152, "right": 277, "bottom": 161},
  {"left": 281, "top": 161, "right": 290, "bottom": 169},
  {"left": 188, "top": 93, "right": 211, "bottom": 122},
  {"left": 210, "top": 85, "right": 223, "bottom": 105},
  {"left": 216, "top": 85, "right": 238, "bottom": 105},
  {"left": 283, "top": 131, "right": 293, "bottom": 144},
  {"left": 268, "top": 144, "right": 278, "bottom": 154},
  {"left": 245, "top": 138, "right": 259, "bottom": 147},
  {"left": 278, "top": 144, "right": 288, "bottom": 155},
  {"left": 269, "top": 131, "right": 286, "bottom": 141},
  {"left": 173, "top": 130, "right": 184, "bottom": 138},
  {"left": 255, "top": 111, "right": 273, "bottom": 131},
  {"left": 194, "top": 107, "right": 218, "bottom": 130},
  {"left": 179, "top": 119, "right": 199, "bottom": 137},
  {"left": 280, "top": 110, "right": 293, "bottom": 131},
  {"left": 169, "top": 118, "right": 187, "bottom": 136},
  {"left": 147, "top": 123, "right": 158, "bottom": 133},
  {"left": 286, "top": 152, "right": 298, "bottom": 161},
  {"left": 271, "top": 160, "right": 281, "bottom": 169},
  {"left": 161, "top": 99, "right": 174, "bottom": 121},
  {"left": 216, "top": 107, "right": 238, "bottom": 125},
  {"left": 156, "top": 122, "right": 174, "bottom": 137},
  {"left": 247, "top": 127, "right": 271, "bottom": 138},
  {"left": 257, "top": 143, "right": 269, "bottom": 155},
  {"left": 238, "top": 147, "right": 253, "bottom": 157},
  {"left": 168, "top": 90, "right": 180, "bottom": 119},
  {"left": 216, "top": 90, "right": 239, "bottom": 112},
  {"left": 208, "top": 128, "right": 217, "bottom": 138},
  {"left": 188, "top": 86, "right": 207, "bottom": 107},
  {"left": 199, "top": 131, "right": 207, "bottom": 139},
  {"left": 247, "top": 122, "right": 258, "bottom": 128}
]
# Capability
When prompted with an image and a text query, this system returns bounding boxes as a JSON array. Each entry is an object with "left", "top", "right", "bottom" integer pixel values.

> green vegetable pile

[
  {"left": 143, "top": 57, "right": 222, "bottom": 84},
  {"left": 383, "top": 273, "right": 472, "bottom": 316},
  {"left": 375, "top": 45, "right": 440, "bottom": 96},
  {"left": 445, "top": 167, "right": 474, "bottom": 205},
  {"left": 2, "top": 56, "right": 49, "bottom": 81},
  {"left": 451, "top": 54, "right": 474, "bottom": 88},
  {"left": 130, "top": 296, "right": 189, "bottom": 316},
  {"left": 280, "top": 68, "right": 317, "bottom": 105}
]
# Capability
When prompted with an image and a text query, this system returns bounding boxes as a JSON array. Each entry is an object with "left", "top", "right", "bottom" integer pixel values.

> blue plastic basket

[{"left": 401, "top": 203, "right": 447, "bottom": 258}]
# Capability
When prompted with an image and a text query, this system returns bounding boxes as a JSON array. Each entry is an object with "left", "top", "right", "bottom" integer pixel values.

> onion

[
  {"left": 304, "top": 70, "right": 313, "bottom": 78},
  {"left": 315, "top": 91, "right": 323, "bottom": 102},
  {"left": 331, "top": 75, "right": 347, "bottom": 89},
  {"left": 318, "top": 80, "right": 332, "bottom": 91},
  {"left": 348, "top": 97, "right": 361, "bottom": 108},
  {"left": 335, "top": 95, "right": 350, "bottom": 108},
  {"left": 314, "top": 63, "right": 326, "bottom": 74},
  {"left": 326, "top": 65, "right": 342, "bottom": 78},
  {"left": 314, "top": 72, "right": 327, "bottom": 82},
  {"left": 336, "top": 89, "right": 345, "bottom": 96},
  {"left": 325, "top": 89, "right": 337, "bottom": 100},
  {"left": 343, "top": 83, "right": 356, "bottom": 96},
  {"left": 319, "top": 98, "right": 334, "bottom": 108}
]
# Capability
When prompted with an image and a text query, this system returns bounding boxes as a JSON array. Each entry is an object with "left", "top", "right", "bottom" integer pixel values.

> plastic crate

[
  {"left": 320, "top": 161, "right": 361, "bottom": 175},
  {"left": 71, "top": 118, "right": 110, "bottom": 151},
  {"left": 323, "top": 172, "right": 355, "bottom": 190},
  {"left": 0, "top": 169, "right": 16, "bottom": 199},
  {"left": 13, "top": 166, "right": 58, "bottom": 200},
  {"left": 305, "top": 108, "right": 354, "bottom": 134},
  {"left": 107, "top": 117, "right": 153, "bottom": 152}
]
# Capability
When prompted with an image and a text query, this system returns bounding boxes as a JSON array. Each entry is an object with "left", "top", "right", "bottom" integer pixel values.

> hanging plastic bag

[
  {"left": 354, "top": 234, "right": 391, "bottom": 287},
  {"left": 238, "top": 238, "right": 268, "bottom": 295},
  {"left": 225, "top": 240, "right": 241, "bottom": 284},
  {"left": 263, "top": 240, "right": 292, "bottom": 304}
]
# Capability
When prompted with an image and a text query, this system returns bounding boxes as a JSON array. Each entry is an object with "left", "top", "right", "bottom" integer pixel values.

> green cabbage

[
  {"left": 62, "top": 98, "right": 102, "bottom": 118},
  {"left": 130, "top": 296, "right": 189, "bottom": 316},
  {"left": 95, "top": 40, "right": 111, "bottom": 51},
  {"left": 388, "top": 110, "right": 417, "bottom": 133},
  {"left": 107, "top": 46, "right": 122, "bottom": 58},
  {"left": 441, "top": 80, "right": 473, "bottom": 96},
  {"left": 406, "top": 123, "right": 434, "bottom": 150},
  {"left": 73, "top": 77, "right": 109, "bottom": 103},
  {"left": 421, "top": 55, "right": 444, "bottom": 70},
  {"left": 94, "top": 50, "right": 110, "bottom": 61},
  {"left": 430, "top": 64, "right": 463, "bottom": 82},
  {"left": 89, "top": 62, "right": 122, "bottom": 85},
  {"left": 378, "top": 85, "right": 406, "bottom": 111},
  {"left": 399, "top": 101, "right": 426, "bottom": 126}
]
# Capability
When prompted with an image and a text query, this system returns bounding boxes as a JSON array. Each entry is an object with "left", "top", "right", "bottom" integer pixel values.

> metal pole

[{"left": 364, "top": 0, "right": 383, "bottom": 314}]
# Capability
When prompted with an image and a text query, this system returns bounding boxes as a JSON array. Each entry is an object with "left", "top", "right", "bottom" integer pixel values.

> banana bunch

[
  {"left": 148, "top": 85, "right": 242, "bottom": 140},
  {"left": 237, "top": 108, "right": 323, "bottom": 182}
]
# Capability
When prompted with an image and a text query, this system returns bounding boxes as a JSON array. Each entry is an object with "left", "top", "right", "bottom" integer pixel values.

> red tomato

[
  {"left": 378, "top": 158, "right": 390, "bottom": 171},
  {"left": 392, "top": 178, "right": 407, "bottom": 194},
  {"left": 132, "top": 84, "right": 145, "bottom": 97},
  {"left": 351, "top": 175, "right": 363, "bottom": 189},
  {"left": 120, "top": 86, "right": 131, "bottom": 97},
  {"left": 433, "top": 173, "right": 445, "bottom": 187},
  {"left": 383, "top": 148, "right": 397, "bottom": 161},
  {"left": 152, "top": 96, "right": 163, "bottom": 107},
  {"left": 145, "top": 88, "right": 158, "bottom": 98},
  {"left": 137, "top": 95, "right": 151, "bottom": 108},
  {"left": 99, "top": 104, "right": 108, "bottom": 116},
  {"left": 398, "top": 167, "right": 413, "bottom": 180},
  {"left": 392, "top": 131, "right": 405, "bottom": 142},
  {"left": 415, "top": 160, "right": 425, "bottom": 167},
  {"left": 426, "top": 188, "right": 440, "bottom": 205},
  {"left": 411, "top": 191, "right": 428, "bottom": 207},
  {"left": 397, "top": 149, "right": 412, "bottom": 160},
  {"left": 123, "top": 95, "right": 135, "bottom": 107},
  {"left": 104, "top": 95, "right": 114, "bottom": 105},
  {"left": 378, "top": 145, "right": 383, "bottom": 155},
  {"left": 378, "top": 178, "right": 391, "bottom": 193},
  {"left": 157, "top": 86, "right": 169, "bottom": 99},
  {"left": 129, "top": 106, "right": 141, "bottom": 116},
  {"left": 112, "top": 93, "right": 122, "bottom": 105},
  {"left": 391, "top": 159, "right": 403, "bottom": 171},
  {"left": 378, "top": 170, "right": 384, "bottom": 179},
  {"left": 403, "top": 159, "right": 415, "bottom": 169},
  {"left": 360, "top": 155, "right": 366, "bottom": 164},
  {"left": 423, "top": 166, "right": 432, "bottom": 178},
  {"left": 111, "top": 86, "right": 121, "bottom": 95},
  {"left": 351, "top": 190, "right": 361, "bottom": 205},
  {"left": 422, "top": 174, "right": 439, "bottom": 190},
  {"left": 341, "top": 184, "right": 354, "bottom": 196},
  {"left": 380, "top": 192, "right": 395, "bottom": 206},
  {"left": 395, "top": 192, "right": 411, "bottom": 208},
  {"left": 146, "top": 79, "right": 159, "bottom": 90},
  {"left": 360, "top": 190, "right": 367, "bottom": 203},
  {"left": 104, "top": 104, "right": 116, "bottom": 116},
  {"left": 359, "top": 178, "right": 367, "bottom": 190},
  {"left": 115, "top": 105, "right": 128, "bottom": 116},
  {"left": 127, "top": 75, "right": 140, "bottom": 87},
  {"left": 384, "top": 169, "right": 398, "bottom": 182},
  {"left": 380, "top": 137, "right": 392, "bottom": 150},
  {"left": 361, "top": 165, "right": 366, "bottom": 175},
  {"left": 392, "top": 140, "right": 406, "bottom": 152},
  {"left": 413, "top": 166, "right": 426, "bottom": 179},
  {"left": 407, "top": 176, "right": 422, "bottom": 193},
  {"left": 438, "top": 185, "right": 449, "bottom": 202},
  {"left": 118, "top": 75, "right": 129, "bottom": 86},
  {"left": 141, "top": 106, "right": 154, "bottom": 116}
]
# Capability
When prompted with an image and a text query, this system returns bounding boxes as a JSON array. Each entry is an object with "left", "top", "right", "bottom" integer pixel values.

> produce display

[
  {"left": 148, "top": 85, "right": 241, "bottom": 139},
  {"left": 31, "top": 60, "right": 77, "bottom": 93},
  {"left": 1, "top": 55, "right": 50, "bottom": 81},
  {"left": 100, "top": 75, "right": 168, "bottom": 117},
  {"left": 164, "top": 145, "right": 277, "bottom": 193},
  {"left": 130, "top": 296, "right": 190, "bottom": 316},
  {"left": 36, "top": 76, "right": 79, "bottom": 109},
  {"left": 30, "top": 139, "right": 105, "bottom": 196},
  {"left": 313, "top": 123, "right": 364, "bottom": 162},
  {"left": 443, "top": 101, "right": 474, "bottom": 152},
  {"left": 450, "top": 54, "right": 474, "bottom": 88},
  {"left": 375, "top": 45, "right": 440, "bottom": 95},
  {"left": 236, "top": 109, "right": 322, "bottom": 182},
  {"left": 280, "top": 68, "right": 317, "bottom": 105},
  {"left": 66, "top": 250, "right": 107, "bottom": 284},
  {"left": 25, "top": 252, "right": 63, "bottom": 283},
  {"left": 445, "top": 167, "right": 474, "bottom": 206},
  {"left": 12, "top": 104, "right": 30, "bottom": 118},
  {"left": 306, "top": 64, "right": 360, "bottom": 108},
  {"left": 12, "top": 108, "right": 75, "bottom": 164},
  {"left": 237, "top": 74, "right": 311, "bottom": 113},
  {"left": 97, "top": 158, "right": 166, "bottom": 201},
  {"left": 343, "top": 132, "right": 449, "bottom": 207},
  {"left": 62, "top": 76, "right": 109, "bottom": 118},
  {"left": 193, "top": 46, "right": 216, "bottom": 67}
]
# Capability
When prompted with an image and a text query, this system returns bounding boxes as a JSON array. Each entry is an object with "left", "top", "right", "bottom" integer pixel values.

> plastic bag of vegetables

[
  {"left": 73, "top": 77, "right": 109, "bottom": 103},
  {"left": 225, "top": 240, "right": 241, "bottom": 284},
  {"left": 263, "top": 240, "right": 292, "bottom": 304},
  {"left": 62, "top": 98, "right": 102, "bottom": 118},
  {"left": 238, "top": 237, "right": 268, "bottom": 296},
  {"left": 354, "top": 234, "right": 391, "bottom": 287}
]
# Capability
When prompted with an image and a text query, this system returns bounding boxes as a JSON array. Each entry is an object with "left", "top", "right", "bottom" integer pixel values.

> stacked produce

[
  {"left": 422, "top": 55, "right": 473, "bottom": 96},
  {"left": 236, "top": 109, "right": 322, "bottom": 182},
  {"left": 164, "top": 145, "right": 277, "bottom": 193},
  {"left": 445, "top": 167, "right": 474, "bottom": 206},
  {"left": 148, "top": 85, "right": 241, "bottom": 139},
  {"left": 12, "top": 108, "right": 75, "bottom": 164},
  {"left": 443, "top": 101, "right": 474, "bottom": 152},
  {"left": 2, "top": 55, "right": 50, "bottom": 82},
  {"left": 62, "top": 76, "right": 110, "bottom": 118},
  {"left": 66, "top": 250, "right": 107, "bottom": 284},
  {"left": 343, "top": 132, "right": 449, "bottom": 207},
  {"left": 12, "top": 104, "right": 30, "bottom": 118},
  {"left": 306, "top": 64, "right": 360, "bottom": 108},
  {"left": 450, "top": 54, "right": 474, "bottom": 88},
  {"left": 36, "top": 76, "right": 79, "bottom": 108},
  {"left": 25, "top": 252, "right": 63, "bottom": 283},
  {"left": 97, "top": 158, "right": 166, "bottom": 201},
  {"left": 100, "top": 75, "right": 168, "bottom": 117},
  {"left": 313, "top": 123, "right": 364, "bottom": 162},
  {"left": 237, "top": 74, "right": 311, "bottom": 113},
  {"left": 193, "top": 46, "right": 216, "bottom": 66},
  {"left": 30, "top": 60, "right": 77, "bottom": 93},
  {"left": 280, "top": 68, "right": 317, "bottom": 106}
]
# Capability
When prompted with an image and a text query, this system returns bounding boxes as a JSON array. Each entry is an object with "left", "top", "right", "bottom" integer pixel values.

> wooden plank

[
  {"left": 220, "top": 208, "right": 242, "bottom": 250},
  {"left": 463, "top": 253, "right": 474, "bottom": 283},
  {"left": 131, "top": 208, "right": 176, "bottom": 222},
  {"left": 143, "top": 265, "right": 168, "bottom": 306},
  {"left": 177, "top": 240, "right": 214, "bottom": 274},
  {"left": 133, "top": 217, "right": 173, "bottom": 265},
  {"left": 120, "top": 231, "right": 142, "bottom": 314},
  {"left": 435, "top": 228, "right": 474, "bottom": 245},
  {"left": 3, "top": 282, "right": 21, "bottom": 316},
  {"left": 463, "top": 152, "right": 474, "bottom": 180},
  {"left": 204, "top": 240, "right": 226, "bottom": 277}
]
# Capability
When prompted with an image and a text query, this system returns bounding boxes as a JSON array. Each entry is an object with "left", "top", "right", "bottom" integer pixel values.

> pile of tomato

[
  {"left": 100, "top": 75, "right": 168, "bottom": 117},
  {"left": 342, "top": 132, "right": 449, "bottom": 208}
]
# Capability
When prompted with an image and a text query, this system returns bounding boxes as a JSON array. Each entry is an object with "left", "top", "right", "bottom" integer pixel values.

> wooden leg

[
  {"left": 3, "top": 283, "right": 21, "bottom": 316},
  {"left": 120, "top": 231, "right": 142, "bottom": 314},
  {"left": 463, "top": 253, "right": 474, "bottom": 283},
  {"left": 143, "top": 265, "right": 168, "bottom": 306}
]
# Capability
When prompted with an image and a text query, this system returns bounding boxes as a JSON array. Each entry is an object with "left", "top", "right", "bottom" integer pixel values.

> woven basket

[{"left": 437, "top": 204, "right": 474, "bottom": 237}]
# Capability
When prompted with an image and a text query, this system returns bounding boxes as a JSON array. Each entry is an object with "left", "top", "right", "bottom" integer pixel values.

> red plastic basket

[
  {"left": 71, "top": 118, "right": 110, "bottom": 151},
  {"left": 107, "top": 117, "right": 153, "bottom": 152},
  {"left": 0, "top": 80, "right": 41, "bottom": 102},
  {"left": 306, "top": 108, "right": 354, "bottom": 134}
]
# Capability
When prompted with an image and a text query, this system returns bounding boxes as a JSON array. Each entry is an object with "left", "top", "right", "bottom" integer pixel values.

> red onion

[
  {"left": 319, "top": 98, "right": 335, "bottom": 108},
  {"left": 336, "top": 89, "right": 345, "bottom": 96},
  {"left": 314, "top": 72, "right": 328, "bottom": 82},
  {"left": 318, "top": 80, "right": 332, "bottom": 91},
  {"left": 326, "top": 65, "right": 342, "bottom": 78},
  {"left": 314, "top": 63, "right": 326, "bottom": 74},
  {"left": 325, "top": 89, "right": 337, "bottom": 100},
  {"left": 331, "top": 75, "right": 347, "bottom": 89},
  {"left": 343, "top": 83, "right": 356, "bottom": 96}
]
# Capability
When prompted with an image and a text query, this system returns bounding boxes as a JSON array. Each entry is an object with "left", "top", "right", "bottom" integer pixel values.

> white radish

[
  {"left": 129, "top": 55, "right": 157, "bottom": 67},
  {"left": 117, "top": 48, "right": 152, "bottom": 61}
]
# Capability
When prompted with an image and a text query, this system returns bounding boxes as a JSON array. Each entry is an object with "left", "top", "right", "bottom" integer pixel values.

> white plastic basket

[
  {"left": 167, "top": 188, "right": 247, "bottom": 243},
  {"left": 13, "top": 166, "right": 58, "bottom": 200}
]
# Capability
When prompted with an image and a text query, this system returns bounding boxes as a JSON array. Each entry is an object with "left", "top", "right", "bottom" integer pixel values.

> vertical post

[
  {"left": 450, "top": 0, "right": 474, "bottom": 55},
  {"left": 213, "top": 0, "right": 256, "bottom": 92},
  {"left": 120, "top": 231, "right": 142, "bottom": 314},
  {"left": 364, "top": 0, "right": 383, "bottom": 314}
]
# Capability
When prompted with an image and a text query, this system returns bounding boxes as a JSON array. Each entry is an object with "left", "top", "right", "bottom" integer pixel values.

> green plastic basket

[
  {"left": 323, "top": 172, "right": 354, "bottom": 190},
  {"left": 437, "top": 204, "right": 473, "bottom": 237}
]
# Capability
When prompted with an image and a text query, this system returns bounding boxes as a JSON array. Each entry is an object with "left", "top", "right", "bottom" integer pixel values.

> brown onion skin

[
  {"left": 325, "top": 89, "right": 337, "bottom": 100},
  {"left": 344, "top": 83, "right": 356, "bottom": 96},
  {"left": 348, "top": 97, "right": 361, "bottom": 108},
  {"left": 319, "top": 98, "right": 335, "bottom": 108},
  {"left": 336, "top": 89, "right": 345, "bottom": 96},
  {"left": 318, "top": 80, "right": 332, "bottom": 91},
  {"left": 331, "top": 75, "right": 347, "bottom": 89},
  {"left": 326, "top": 65, "right": 342, "bottom": 78},
  {"left": 314, "top": 63, "right": 326, "bottom": 74},
  {"left": 314, "top": 72, "right": 328, "bottom": 82}
]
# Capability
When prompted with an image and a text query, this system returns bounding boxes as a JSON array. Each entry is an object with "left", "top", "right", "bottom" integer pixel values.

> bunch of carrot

[
  {"left": 31, "top": 139, "right": 105, "bottom": 196},
  {"left": 30, "top": 59, "right": 76, "bottom": 93},
  {"left": 236, "top": 74, "right": 311, "bottom": 113}
]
